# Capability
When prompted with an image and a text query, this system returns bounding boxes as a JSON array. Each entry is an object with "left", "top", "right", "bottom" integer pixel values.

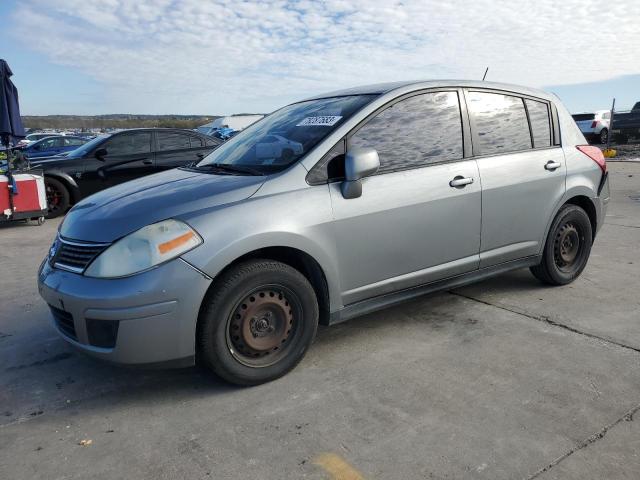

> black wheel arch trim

[{"left": 44, "top": 171, "right": 81, "bottom": 203}]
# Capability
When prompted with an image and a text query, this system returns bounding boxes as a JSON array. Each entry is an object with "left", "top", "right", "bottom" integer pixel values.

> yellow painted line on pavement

[{"left": 314, "top": 453, "right": 366, "bottom": 480}]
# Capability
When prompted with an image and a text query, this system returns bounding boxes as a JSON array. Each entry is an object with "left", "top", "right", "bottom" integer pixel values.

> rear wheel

[
  {"left": 44, "top": 177, "right": 70, "bottom": 218},
  {"left": 530, "top": 204, "right": 593, "bottom": 285},
  {"left": 599, "top": 128, "right": 608, "bottom": 145},
  {"left": 198, "top": 259, "right": 318, "bottom": 386}
]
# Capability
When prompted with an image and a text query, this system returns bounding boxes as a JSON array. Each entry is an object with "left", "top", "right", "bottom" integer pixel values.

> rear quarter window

[{"left": 525, "top": 99, "right": 552, "bottom": 148}]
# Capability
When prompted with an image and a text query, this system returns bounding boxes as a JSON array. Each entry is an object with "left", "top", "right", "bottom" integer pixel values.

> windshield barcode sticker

[{"left": 296, "top": 116, "right": 343, "bottom": 127}]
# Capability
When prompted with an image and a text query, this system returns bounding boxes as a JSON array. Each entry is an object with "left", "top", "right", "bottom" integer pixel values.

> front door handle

[
  {"left": 544, "top": 160, "right": 562, "bottom": 171},
  {"left": 142, "top": 159, "right": 153, "bottom": 165},
  {"left": 449, "top": 176, "right": 474, "bottom": 188}
]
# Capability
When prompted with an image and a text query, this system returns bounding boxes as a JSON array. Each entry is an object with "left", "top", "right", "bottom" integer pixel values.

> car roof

[
  {"left": 303, "top": 79, "right": 556, "bottom": 102},
  {"left": 111, "top": 128, "right": 209, "bottom": 136}
]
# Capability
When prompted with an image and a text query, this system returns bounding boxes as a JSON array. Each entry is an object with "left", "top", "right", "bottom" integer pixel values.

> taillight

[
  {"left": 577, "top": 145, "right": 606, "bottom": 173},
  {"left": 590, "top": 121, "right": 598, "bottom": 128}
]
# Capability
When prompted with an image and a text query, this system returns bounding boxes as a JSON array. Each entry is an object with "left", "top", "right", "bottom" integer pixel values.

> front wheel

[
  {"left": 44, "top": 177, "right": 70, "bottom": 218},
  {"left": 198, "top": 259, "right": 319, "bottom": 386},
  {"left": 530, "top": 204, "right": 593, "bottom": 285}
]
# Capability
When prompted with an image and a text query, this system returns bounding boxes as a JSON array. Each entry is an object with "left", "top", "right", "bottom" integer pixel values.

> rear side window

[
  {"left": 65, "top": 137, "right": 85, "bottom": 146},
  {"left": 572, "top": 113, "right": 595, "bottom": 121},
  {"left": 467, "top": 92, "right": 531, "bottom": 155},
  {"left": 350, "top": 91, "right": 463, "bottom": 174},
  {"left": 104, "top": 132, "right": 151, "bottom": 155},
  {"left": 157, "top": 132, "right": 192, "bottom": 151},
  {"left": 525, "top": 99, "right": 551, "bottom": 148}
]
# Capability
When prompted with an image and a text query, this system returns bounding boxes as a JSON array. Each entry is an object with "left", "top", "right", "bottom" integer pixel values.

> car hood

[{"left": 60, "top": 168, "right": 266, "bottom": 242}]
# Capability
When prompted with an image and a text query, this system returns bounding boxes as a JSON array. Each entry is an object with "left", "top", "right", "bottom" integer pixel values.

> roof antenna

[{"left": 482, "top": 67, "right": 489, "bottom": 81}]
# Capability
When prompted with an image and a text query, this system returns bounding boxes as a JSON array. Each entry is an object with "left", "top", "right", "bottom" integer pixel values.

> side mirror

[
  {"left": 94, "top": 148, "right": 108, "bottom": 161},
  {"left": 341, "top": 147, "right": 380, "bottom": 199}
]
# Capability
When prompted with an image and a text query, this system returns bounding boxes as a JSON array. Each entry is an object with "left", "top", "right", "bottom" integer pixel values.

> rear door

[
  {"left": 329, "top": 90, "right": 482, "bottom": 305},
  {"left": 154, "top": 131, "right": 211, "bottom": 172},
  {"left": 465, "top": 90, "right": 566, "bottom": 267}
]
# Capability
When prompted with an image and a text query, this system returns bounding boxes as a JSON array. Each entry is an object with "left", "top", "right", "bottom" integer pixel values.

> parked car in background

[
  {"left": 196, "top": 115, "right": 264, "bottom": 137},
  {"left": 38, "top": 80, "right": 609, "bottom": 386},
  {"left": 572, "top": 110, "right": 610, "bottom": 144},
  {"left": 17, "top": 132, "right": 56, "bottom": 147},
  {"left": 30, "top": 128, "right": 221, "bottom": 217},
  {"left": 19, "top": 136, "right": 88, "bottom": 159},
  {"left": 611, "top": 102, "right": 640, "bottom": 144}
]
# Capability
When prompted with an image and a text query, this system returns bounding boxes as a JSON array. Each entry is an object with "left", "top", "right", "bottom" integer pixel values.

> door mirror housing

[
  {"left": 94, "top": 148, "right": 108, "bottom": 161},
  {"left": 341, "top": 147, "right": 380, "bottom": 199}
]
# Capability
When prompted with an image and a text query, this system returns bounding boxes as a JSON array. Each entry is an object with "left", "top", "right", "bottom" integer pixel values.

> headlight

[{"left": 85, "top": 219, "right": 202, "bottom": 278}]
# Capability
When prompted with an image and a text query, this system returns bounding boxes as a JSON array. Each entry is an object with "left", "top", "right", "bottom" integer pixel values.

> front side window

[
  {"left": 157, "top": 132, "right": 192, "bottom": 151},
  {"left": 350, "top": 91, "right": 463, "bottom": 174},
  {"left": 103, "top": 132, "right": 151, "bottom": 156},
  {"left": 525, "top": 99, "right": 551, "bottom": 148},
  {"left": 467, "top": 92, "right": 532, "bottom": 155},
  {"left": 196, "top": 95, "right": 376, "bottom": 174}
]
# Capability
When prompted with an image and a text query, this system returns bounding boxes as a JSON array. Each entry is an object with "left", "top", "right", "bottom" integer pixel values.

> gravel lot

[{"left": 1, "top": 162, "right": 639, "bottom": 479}]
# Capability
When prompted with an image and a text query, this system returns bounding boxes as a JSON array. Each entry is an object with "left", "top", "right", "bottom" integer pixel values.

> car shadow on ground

[{"left": 2, "top": 268, "right": 544, "bottom": 425}]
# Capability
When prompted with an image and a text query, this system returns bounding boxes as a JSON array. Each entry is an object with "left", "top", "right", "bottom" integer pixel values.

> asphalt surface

[{"left": 1, "top": 162, "right": 639, "bottom": 480}]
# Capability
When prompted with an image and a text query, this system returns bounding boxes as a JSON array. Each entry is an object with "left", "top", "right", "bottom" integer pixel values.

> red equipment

[{"left": 0, "top": 172, "right": 48, "bottom": 224}]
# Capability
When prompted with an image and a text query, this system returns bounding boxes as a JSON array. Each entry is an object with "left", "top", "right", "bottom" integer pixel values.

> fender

[
  {"left": 41, "top": 170, "right": 82, "bottom": 203},
  {"left": 539, "top": 185, "right": 601, "bottom": 254},
  {"left": 182, "top": 230, "right": 343, "bottom": 313}
]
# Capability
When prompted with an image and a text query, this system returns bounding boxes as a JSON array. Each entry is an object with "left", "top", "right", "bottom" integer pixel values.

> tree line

[{"left": 22, "top": 115, "right": 220, "bottom": 131}]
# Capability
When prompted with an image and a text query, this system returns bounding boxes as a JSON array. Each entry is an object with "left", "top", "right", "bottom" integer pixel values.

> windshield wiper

[{"left": 195, "top": 163, "right": 265, "bottom": 176}]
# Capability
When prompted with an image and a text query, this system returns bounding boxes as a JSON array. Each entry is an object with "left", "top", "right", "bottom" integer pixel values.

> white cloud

[{"left": 11, "top": 0, "right": 640, "bottom": 114}]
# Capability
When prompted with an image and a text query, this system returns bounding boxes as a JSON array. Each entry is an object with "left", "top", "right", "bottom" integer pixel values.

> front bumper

[{"left": 38, "top": 258, "right": 212, "bottom": 366}]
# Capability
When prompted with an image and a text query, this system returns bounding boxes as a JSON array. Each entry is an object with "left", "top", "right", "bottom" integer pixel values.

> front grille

[
  {"left": 50, "top": 306, "right": 77, "bottom": 340},
  {"left": 51, "top": 237, "right": 109, "bottom": 273}
]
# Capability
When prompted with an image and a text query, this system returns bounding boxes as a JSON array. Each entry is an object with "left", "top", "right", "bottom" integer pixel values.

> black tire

[
  {"left": 530, "top": 204, "right": 593, "bottom": 285},
  {"left": 44, "top": 177, "right": 70, "bottom": 218},
  {"left": 599, "top": 128, "right": 608, "bottom": 145},
  {"left": 198, "top": 259, "right": 319, "bottom": 386}
]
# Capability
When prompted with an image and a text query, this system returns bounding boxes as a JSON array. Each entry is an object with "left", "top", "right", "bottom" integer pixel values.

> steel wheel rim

[
  {"left": 226, "top": 284, "right": 300, "bottom": 367},
  {"left": 554, "top": 222, "right": 582, "bottom": 271}
]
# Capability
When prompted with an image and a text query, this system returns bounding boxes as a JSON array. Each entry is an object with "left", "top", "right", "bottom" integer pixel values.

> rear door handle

[
  {"left": 449, "top": 176, "right": 474, "bottom": 188},
  {"left": 142, "top": 159, "right": 153, "bottom": 165},
  {"left": 544, "top": 160, "right": 562, "bottom": 171}
]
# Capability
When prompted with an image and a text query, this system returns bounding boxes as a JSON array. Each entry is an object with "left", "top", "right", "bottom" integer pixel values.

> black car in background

[{"left": 31, "top": 128, "right": 221, "bottom": 217}]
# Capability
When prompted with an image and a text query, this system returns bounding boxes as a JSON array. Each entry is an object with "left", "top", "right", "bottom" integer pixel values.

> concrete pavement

[{"left": 1, "top": 162, "right": 639, "bottom": 479}]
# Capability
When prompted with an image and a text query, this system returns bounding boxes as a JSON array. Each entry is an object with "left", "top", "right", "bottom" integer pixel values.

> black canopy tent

[{"left": 0, "top": 59, "right": 26, "bottom": 217}]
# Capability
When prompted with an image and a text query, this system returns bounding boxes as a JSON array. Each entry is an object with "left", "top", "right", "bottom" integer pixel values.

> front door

[
  {"left": 465, "top": 90, "right": 566, "bottom": 267},
  {"left": 79, "top": 131, "right": 154, "bottom": 196},
  {"left": 330, "top": 90, "right": 482, "bottom": 306}
]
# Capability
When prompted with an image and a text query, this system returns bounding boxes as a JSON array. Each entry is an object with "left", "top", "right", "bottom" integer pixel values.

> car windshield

[
  {"left": 66, "top": 134, "right": 111, "bottom": 158},
  {"left": 195, "top": 95, "right": 376, "bottom": 174}
]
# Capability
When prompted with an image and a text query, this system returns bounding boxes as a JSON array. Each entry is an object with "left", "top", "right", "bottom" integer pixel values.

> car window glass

[
  {"left": 65, "top": 138, "right": 85, "bottom": 146},
  {"left": 468, "top": 92, "right": 532, "bottom": 154},
  {"left": 37, "top": 138, "right": 55, "bottom": 149},
  {"left": 602, "top": 112, "right": 610, "bottom": 119},
  {"left": 103, "top": 132, "right": 151, "bottom": 155},
  {"left": 157, "top": 132, "right": 192, "bottom": 151},
  {"left": 190, "top": 136, "right": 204, "bottom": 148},
  {"left": 197, "top": 95, "right": 375, "bottom": 174},
  {"left": 525, "top": 99, "right": 551, "bottom": 148},
  {"left": 350, "top": 91, "right": 463, "bottom": 174}
]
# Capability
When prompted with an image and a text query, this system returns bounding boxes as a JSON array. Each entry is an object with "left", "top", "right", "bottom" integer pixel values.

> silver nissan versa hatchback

[{"left": 38, "top": 80, "right": 610, "bottom": 385}]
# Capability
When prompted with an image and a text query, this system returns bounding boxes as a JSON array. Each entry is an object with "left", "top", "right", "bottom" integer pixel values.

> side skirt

[{"left": 328, "top": 255, "right": 541, "bottom": 325}]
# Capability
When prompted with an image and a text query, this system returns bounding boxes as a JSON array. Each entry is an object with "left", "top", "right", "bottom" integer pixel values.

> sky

[{"left": 1, "top": 0, "right": 639, "bottom": 116}]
